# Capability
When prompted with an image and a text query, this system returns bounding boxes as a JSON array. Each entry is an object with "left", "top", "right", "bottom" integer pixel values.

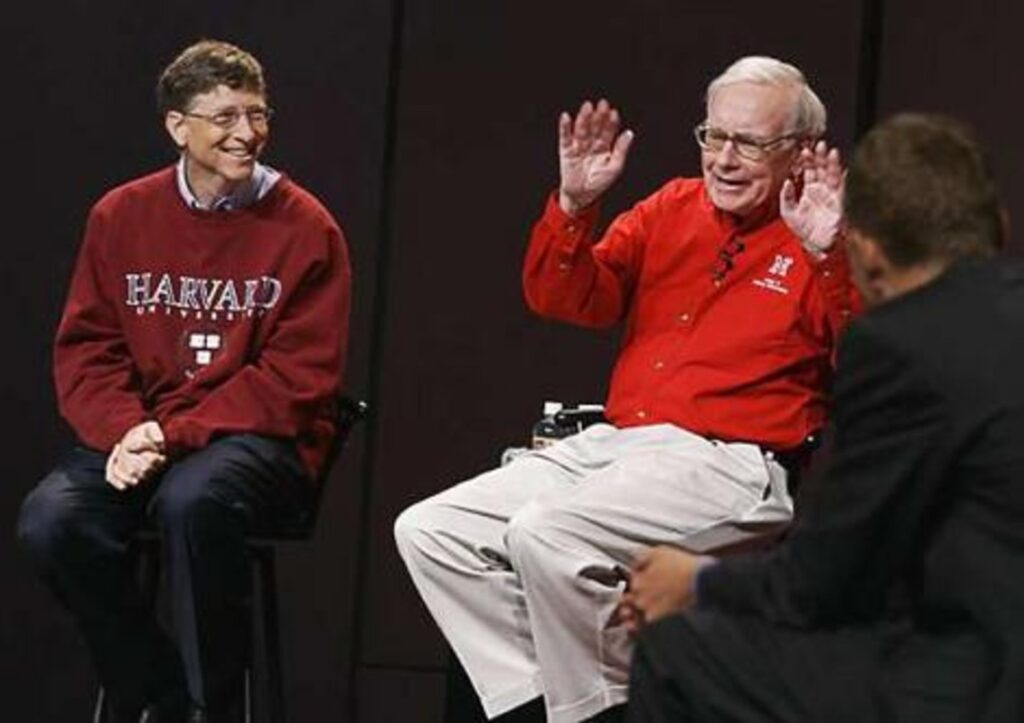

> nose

[
  {"left": 231, "top": 113, "right": 260, "bottom": 140},
  {"left": 714, "top": 139, "right": 741, "bottom": 167}
]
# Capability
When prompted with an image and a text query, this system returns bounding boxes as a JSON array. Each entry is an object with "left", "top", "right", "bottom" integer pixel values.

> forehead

[
  {"left": 706, "top": 81, "right": 796, "bottom": 136},
  {"left": 187, "top": 84, "right": 266, "bottom": 110}
]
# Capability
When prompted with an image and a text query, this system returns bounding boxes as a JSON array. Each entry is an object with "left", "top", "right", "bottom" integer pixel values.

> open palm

[
  {"left": 559, "top": 99, "right": 634, "bottom": 215},
  {"left": 780, "top": 141, "right": 844, "bottom": 257}
]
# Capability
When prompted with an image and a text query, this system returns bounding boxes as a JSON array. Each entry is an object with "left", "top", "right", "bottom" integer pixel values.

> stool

[{"left": 93, "top": 397, "right": 368, "bottom": 723}]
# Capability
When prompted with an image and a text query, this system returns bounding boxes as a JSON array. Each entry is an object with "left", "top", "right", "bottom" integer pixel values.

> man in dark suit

[{"left": 620, "top": 113, "right": 1022, "bottom": 722}]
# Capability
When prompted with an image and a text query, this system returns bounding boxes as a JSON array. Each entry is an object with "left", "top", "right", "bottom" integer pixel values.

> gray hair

[{"left": 706, "top": 56, "right": 827, "bottom": 138}]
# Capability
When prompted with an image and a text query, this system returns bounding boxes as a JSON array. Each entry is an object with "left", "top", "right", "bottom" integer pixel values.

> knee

[
  {"left": 152, "top": 472, "right": 225, "bottom": 534},
  {"left": 17, "top": 475, "right": 77, "bottom": 560},
  {"left": 393, "top": 499, "right": 439, "bottom": 559}
]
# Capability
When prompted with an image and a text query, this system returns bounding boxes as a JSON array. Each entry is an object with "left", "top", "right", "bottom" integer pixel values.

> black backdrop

[{"left": 2, "top": 1, "right": 1021, "bottom": 720}]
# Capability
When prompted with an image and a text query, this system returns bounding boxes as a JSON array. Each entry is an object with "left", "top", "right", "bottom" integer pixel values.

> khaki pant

[{"left": 394, "top": 423, "right": 793, "bottom": 723}]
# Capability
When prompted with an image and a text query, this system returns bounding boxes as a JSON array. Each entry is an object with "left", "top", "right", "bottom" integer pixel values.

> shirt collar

[{"left": 175, "top": 156, "right": 281, "bottom": 211}]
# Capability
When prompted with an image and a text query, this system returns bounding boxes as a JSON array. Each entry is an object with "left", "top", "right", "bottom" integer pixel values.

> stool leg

[
  {"left": 91, "top": 538, "right": 162, "bottom": 723},
  {"left": 256, "top": 546, "right": 286, "bottom": 723},
  {"left": 93, "top": 687, "right": 107, "bottom": 723}
]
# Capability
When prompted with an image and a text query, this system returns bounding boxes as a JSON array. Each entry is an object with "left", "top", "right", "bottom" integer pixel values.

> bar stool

[{"left": 93, "top": 396, "right": 368, "bottom": 723}]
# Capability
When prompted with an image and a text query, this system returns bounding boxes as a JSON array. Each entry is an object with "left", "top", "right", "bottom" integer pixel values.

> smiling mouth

[
  {"left": 222, "top": 147, "right": 256, "bottom": 161},
  {"left": 714, "top": 175, "right": 748, "bottom": 190}
]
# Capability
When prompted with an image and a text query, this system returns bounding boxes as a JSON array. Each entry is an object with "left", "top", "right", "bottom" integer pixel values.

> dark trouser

[
  {"left": 17, "top": 434, "right": 312, "bottom": 715},
  {"left": 627, "top": 610, "right": 993, "bottom": 723}
]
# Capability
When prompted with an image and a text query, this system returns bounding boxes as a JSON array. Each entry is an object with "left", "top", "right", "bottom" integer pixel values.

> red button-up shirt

[{"left": 523, "top": 178, "right": 861, "bottom": 451}]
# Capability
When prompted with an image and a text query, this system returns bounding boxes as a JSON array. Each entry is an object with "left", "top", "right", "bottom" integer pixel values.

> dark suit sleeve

[{"left": 697, "top": 319, "right": 953, "bottom": 626}]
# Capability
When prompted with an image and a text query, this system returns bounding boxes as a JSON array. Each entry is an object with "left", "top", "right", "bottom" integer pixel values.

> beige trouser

[{"left": 393, "top": 423, "right": 793, "bottom": 723}]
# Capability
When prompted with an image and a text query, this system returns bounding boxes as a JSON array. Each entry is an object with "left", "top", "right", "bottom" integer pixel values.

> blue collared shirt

[{"left": 175, "top": 156, "right": 281, "bottom": 211}]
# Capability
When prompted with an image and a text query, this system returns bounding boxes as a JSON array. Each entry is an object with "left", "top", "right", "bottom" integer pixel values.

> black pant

[
  {"left": 627, "top": 610, "right": 994, "bottom": 723},
  {"left": 17, "top": 434, "right": 312, "bottom": 714}
]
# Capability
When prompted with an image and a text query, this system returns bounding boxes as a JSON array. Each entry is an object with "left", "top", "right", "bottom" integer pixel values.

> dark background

[{"left": 2, "top": 1, "right": 1020, "bottom": 720}]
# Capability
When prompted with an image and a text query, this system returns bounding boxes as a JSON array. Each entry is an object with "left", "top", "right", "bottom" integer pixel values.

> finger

[
  {"left": 109, "top": 462, "right": 134, "bottom": 488},
  {"left": 814, "top": 139, "right": 828, "bottom": 165},
  {"left": 608, "top": 601, "right": 629, "bottom": 627},
  {"left": 606, "top": 128, "right": 634, "bottom": 174},
  {"left": 143, "top": 421, "right": 165, "bottom": 449},
  {"left": 825, "top": 147, "right": 843, "bottom": 188},
  {"left": 633, "top": 547, "right": 654, "bottom": 571},
  {"left": 558, "top": 111, "right": 572, "bottom": 151},
  {"left": 804, "top": 163, "right": 818, "bottom": 187},
  {"left": 574, "top": 100, "right": 595, "bottom": 149},
  {"left": 117, "top": 449, "right": 156, "bottom": 486},
  {"left": 593, "top": 105, "right": 619, "bottom": 154},
  {"left": 105, "top": 449, "right": 127, "bottom": 490},
  {"left": 136, "top": 452, "right": 168, "bottom": 481},
  {"left": 779, "top": 178, "right": 798, "bottom": 215}
]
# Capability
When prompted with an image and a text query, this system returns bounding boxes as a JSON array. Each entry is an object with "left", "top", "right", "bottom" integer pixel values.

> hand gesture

[
  {"left": 105, "top": 421, "right": 167, "bottom": 490},
  {"left": 780, "top": 140, "right": 845, "bottom": 258},
  {"left": 558, "top": 99, "right": 634, "bottom": 216}
]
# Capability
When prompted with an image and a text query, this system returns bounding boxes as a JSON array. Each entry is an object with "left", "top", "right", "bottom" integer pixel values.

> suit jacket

[{"left": 698, "top": 258, "right": 1024, "bottom": 722}]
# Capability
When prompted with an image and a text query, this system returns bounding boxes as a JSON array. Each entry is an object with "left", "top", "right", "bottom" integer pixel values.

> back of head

[
  {"left": 844, "top": 114, "right": 1004, "bottom": 268},
  {"left": 156, "top": 39, "right": 266, "bottom": 115},
  {"left": 706, "top": 55, "right": 827, "bottom": 138}
]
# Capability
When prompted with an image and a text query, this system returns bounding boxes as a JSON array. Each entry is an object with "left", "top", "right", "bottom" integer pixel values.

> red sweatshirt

[
  {"left": 524, "top": 179, "right": 862, "bottom": 451},
  {"left": 54, "top": 166, "right": 351, "bottom": 478}
]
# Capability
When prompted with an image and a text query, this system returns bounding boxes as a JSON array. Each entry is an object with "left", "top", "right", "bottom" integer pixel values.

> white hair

[{"left": 706, "top": 55, "right": 827, "bottom": 138}]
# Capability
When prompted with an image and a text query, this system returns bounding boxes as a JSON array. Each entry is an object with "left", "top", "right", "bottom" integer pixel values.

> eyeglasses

[
  {"left": 184, "top": 106, "right": 274, "bottom": 130},
  {"left": 694, "top": 123, "right": 801, "bottom": 162},
  {"left": 711, "top": 235, "right": 745, "bottom": 284}
]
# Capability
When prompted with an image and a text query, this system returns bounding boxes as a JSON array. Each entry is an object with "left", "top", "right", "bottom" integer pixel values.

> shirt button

[
  {"left": 636, "top": 410, "right": 647, "bottom": 419},
  {"left": 678, "top": 313, "right": 690, "bottom": 323},
  {"left": 566, "top": 224, "right": 576, "bottom": 233},
  {"left": 823, "top": 269, "right": 832, "bottom": 277},
  {"left": 558, "top": 262, "right": 571, "bottom": 272},
  {"left": 653, "top": 360, "right": 665, "bottom": 370}
]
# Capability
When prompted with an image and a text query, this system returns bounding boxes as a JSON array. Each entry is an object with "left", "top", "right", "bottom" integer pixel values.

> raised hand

[
  {"left": 558, "top": 99, "right": 634, "bottom": 216},
  {"left": 780, "top": 140, "right": 845, "bottom": 258}
]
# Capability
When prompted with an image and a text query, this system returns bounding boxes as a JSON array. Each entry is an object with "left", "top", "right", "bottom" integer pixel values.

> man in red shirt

[
  {"left": 395, "top": 56, "right": 859, "bottom": 722},
  {"left": 17, "top": 40, "right": 350, "bottom": 723},
  {"left": 622, "top": 115, "right": 1020, "bottom": 723}
]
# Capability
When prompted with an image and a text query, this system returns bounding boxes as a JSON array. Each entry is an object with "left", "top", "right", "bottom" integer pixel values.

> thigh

[
  {"left": 150, "top": 434, "right": 311, "bottom": 536},
  {"left": 19, "top": 447, "right": 150, "bottom": 543},
  {"left": 631, "top": 610, "right": 883, "bottom": 723},
  {"left": 396, "top": 453, "right": 582, "bottom": 562},
  {"left": 519, "top": 425, "right": 782, "bottom": 565}
]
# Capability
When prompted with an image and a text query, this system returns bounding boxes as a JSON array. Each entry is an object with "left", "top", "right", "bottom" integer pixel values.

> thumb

[
  {"left": 144, "top": 421, "right": 165, "bottom": 447},
  {"left": 611, "top": 129, "right": 635, "bottom": 165},
  {"left": 780, "top": 178, "right": 797, "bottom": 212}
]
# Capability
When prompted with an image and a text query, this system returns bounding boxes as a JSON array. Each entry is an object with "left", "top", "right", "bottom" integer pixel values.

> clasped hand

[{"left": 105, "top": 420, "right": 167, "bottom": 490}]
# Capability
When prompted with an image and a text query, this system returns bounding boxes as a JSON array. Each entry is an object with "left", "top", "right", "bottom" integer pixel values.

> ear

[
  {"left": 846, "top": 227, "right": 892, "bottom": 306},
  {"left": 849, "top": 229, "right": 886, "bottom": 278},
  {"left": 164, "top": 111, "right": 188, "bottom": 149}
]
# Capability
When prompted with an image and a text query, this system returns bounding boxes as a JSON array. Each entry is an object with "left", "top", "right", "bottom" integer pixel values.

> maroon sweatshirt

[{"left": 54, "top": 166, "right": 351, "bottom": 478}]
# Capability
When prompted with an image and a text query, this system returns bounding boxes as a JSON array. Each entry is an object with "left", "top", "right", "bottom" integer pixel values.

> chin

[
  {"left": 220, "top": 165, "right": 256, "bottom": 182},
  {"left": 710, "top": 195, "right": 753, "bottom": 217}
]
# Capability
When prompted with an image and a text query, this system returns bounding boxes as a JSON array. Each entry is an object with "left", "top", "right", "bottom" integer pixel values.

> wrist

[{"left": 558, "top": 189, "right": 592, "bottom": 217}]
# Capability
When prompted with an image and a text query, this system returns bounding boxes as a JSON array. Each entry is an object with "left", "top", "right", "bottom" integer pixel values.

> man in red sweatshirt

[
  {"left": 395, "top": 56, "right": 859, "bottom": 722},
  {"left": 17, "top": 40, "right": 350, "bottom": 723}
]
